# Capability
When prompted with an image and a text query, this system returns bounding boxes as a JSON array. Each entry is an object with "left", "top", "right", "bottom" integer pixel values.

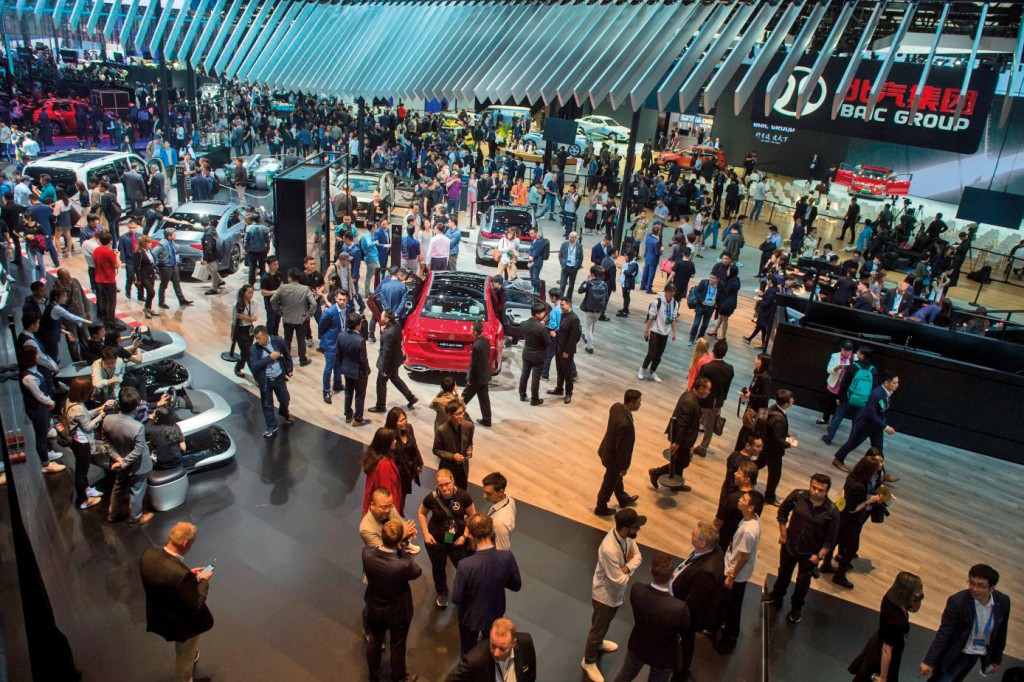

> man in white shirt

[
  {"left": 482, "top": 472, "right": 516, "bottom": 551},
  {"left": 427, "top": 223, "right": 451, "bottom": 272},
  {"left": 582, "top": 509, "right": 645, "bottom": 682},
  {"left": 718, "top": 490, "right": 763, "bottom": 643}
]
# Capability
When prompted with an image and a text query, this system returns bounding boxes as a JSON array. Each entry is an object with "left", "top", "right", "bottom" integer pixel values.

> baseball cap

[{"left": 615, "top": 508, "right": 647, "bottom": 530}]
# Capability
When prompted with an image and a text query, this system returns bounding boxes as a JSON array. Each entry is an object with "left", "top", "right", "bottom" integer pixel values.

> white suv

[{"left": 23, "top": 150, "right": 165, "bottom": 212}]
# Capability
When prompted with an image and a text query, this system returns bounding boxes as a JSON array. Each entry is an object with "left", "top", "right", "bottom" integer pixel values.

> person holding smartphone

[{"left": 140, "top": 522, "right": 215, "bottom": 682}]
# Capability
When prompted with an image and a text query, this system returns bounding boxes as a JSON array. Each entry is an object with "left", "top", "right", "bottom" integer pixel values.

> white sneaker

[
  {"left": 47, "top": 427, "right": 57, "bottom": 438},
  {"left": 649, "top": 372, "right": 662, "bottom": 383},
  {"left": 86, "top": 486, "right": 102, "bottom": 498},
  {"left": 637, "top": 367, "right": 646, "bottom": 380},
  {"left": 48, "top": 450, "right": 64, "bottom": 462},
  {"left": 581, "top": 659, "right": 604, "bottom": 682},
  {"left": 600, "top": 640, "right": 619, "bottom": 652},
  {"left": 405, "top": 543, "right": 422, "bottom": 555},
  {"left": 42, "top": 462, "right": 66, "bottom": 474},
  {"left": 79, "top": 497, "right": 102, "bottom": 510}
]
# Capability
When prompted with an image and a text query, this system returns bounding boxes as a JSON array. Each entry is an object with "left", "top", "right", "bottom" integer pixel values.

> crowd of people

[{"left": 1, "top": 63, "right": 1018, "bottom": 682}]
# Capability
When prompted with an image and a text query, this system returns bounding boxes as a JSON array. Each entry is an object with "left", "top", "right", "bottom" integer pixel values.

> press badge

[
  {"left": 444, "top": 522, "right": 456, "bottom": 544},
  {"left": 973, "top": 638, "right": 986, "bottom": 649}
]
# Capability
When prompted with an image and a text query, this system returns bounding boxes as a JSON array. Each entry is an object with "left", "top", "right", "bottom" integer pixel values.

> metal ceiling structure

[{"left": 7, "top": 0, "right": 1023, "bottom": 120}]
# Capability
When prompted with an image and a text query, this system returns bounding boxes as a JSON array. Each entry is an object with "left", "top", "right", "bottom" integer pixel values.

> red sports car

[
  {"left": 367, "top": 271, "right": 549, "bottom": 375},
  {"left": 32, "top": 99, "right": 84, "bottom": 134},
  {"left": 833, "top": 163, "right": 912, "bottom": 198},
  {"left": 657, "top": 145, "right": 727, "bottom": 171}
]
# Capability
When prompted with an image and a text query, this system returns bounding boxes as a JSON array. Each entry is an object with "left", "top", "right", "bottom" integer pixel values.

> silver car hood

[{"left": 175, "top": 389, "right": 233, "bottom": 437}]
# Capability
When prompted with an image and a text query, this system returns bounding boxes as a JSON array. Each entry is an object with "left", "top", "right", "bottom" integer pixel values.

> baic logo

[{"left": 769, "top": 66, "right": 829, "bottom": 118}]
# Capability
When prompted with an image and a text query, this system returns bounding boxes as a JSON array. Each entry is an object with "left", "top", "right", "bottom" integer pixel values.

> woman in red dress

[{"left": 361, "top": 428, "right": 401, "bottom": 516}]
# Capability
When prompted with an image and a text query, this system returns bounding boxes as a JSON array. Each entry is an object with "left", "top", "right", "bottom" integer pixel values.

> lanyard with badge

[
  {"left": 433, "top": 490, "right": 459, "bottom": 544},
  {"left": 973, "top": 605, "right": 994, "bottom": 651}
]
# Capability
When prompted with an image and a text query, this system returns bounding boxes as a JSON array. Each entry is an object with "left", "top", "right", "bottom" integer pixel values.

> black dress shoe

[
  {"left": 158, "top": 302, "right": 170, "bottom": 309},
  {"left": 620, "top": 494, "right": 639, "bottom": 507},
  {"left": 299, "top": 358, "right": 312, "bottom": 367},
  {"left": 352, "top": 418, "right": 371, "bottom": 426},
  {"left": 546, "top": 389, "right": 563, "bottom": 395},
  {"left": 598, "top": 315, "right": 610, "bottom": 321},
  {"left": 520, "top": 394, "right": 527, "bottom": 402},
  {"left": 367, "top": 406, "right": 387, "bottom": 413},
  {"left": 476, "top": 419, "right": 491, "bottom": 427},
  {"left": 530, "top": 398, "right": 544, "bottom": 406},
  {"left": 594, "top": 506, "right": 615, "bottom": 517},
  {"left": 204, "top": 289, "right": 217, "bottom": 295},
  {"left": 179, "top": 299, "right": 194, "bottom": 306},
  {"left": 408, "top": 396, "right": 419, "bottom": 408},
  {"left": 323, "top": 392, "right": 332, "bottom": 404},
  {"left": 564, "top": 395, "right": 572, "bottom": 404},
  {"left": 648, "top": 468, "right": 659, "bottom": 489},
  {"left": 282, "top": 416, "right": 295, "bottom": 426}
]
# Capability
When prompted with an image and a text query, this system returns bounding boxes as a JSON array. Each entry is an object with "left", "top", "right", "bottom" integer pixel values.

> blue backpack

[{"left": 846, "top": 363, "right": 875, "bottom": 408}]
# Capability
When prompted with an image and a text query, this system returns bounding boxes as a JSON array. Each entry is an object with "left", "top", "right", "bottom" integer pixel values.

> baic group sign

[{"left": 751, "top": 57, "right": 999, "bottom": 155}]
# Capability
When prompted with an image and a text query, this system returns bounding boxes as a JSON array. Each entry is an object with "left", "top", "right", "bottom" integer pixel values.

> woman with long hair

[
  {"left": 361, "top": 427, "right": 401, "bottom": 515},
  {"left": 734, "top": 353, "right": 772, "bottom": 451},
  {"left": 822, "top": 452, "right": 883, "bottom": 589},
  {"left": 53, "top": 187, "right": 74, "bottom": 258},
  {"left": 133, "top": 236, "right": 159, "bottom": 318},
  {"left": 384, "top": 407, "right": 423, "bottom": 515},
  {"left": 848, "top": 571, "right": 924, "bottom": 682},
  {"left": 232, "top": 284, "right": 258, "bottom": 377},
  {"left": 64, "top": 377, "right": 116, "bottom": 509},
  {"left": 686, "top": 337, "right": 712, "bottom": 390}
]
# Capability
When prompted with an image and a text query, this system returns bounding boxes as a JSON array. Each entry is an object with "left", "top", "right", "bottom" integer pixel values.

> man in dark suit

[
  {"left": 446, "top": 618, "right": 536, "bottom": 682},
  {"left": 830, "top": 265, "right": 859, "bottom": 307},
  {"left": 117, "top": 220, "right": 142, "bottom": 300},
  {"left": 362, "top": 518, "right": 422, "bottom": 682},
  {"left": 614, "top": 552, "right": 689, "bottom": 682},
  {"left": 433, "top": 401, "right": 475, "bottom": 489},
  {"left": 526, "top": 227, "right": 549, "bottom": 293},
  {"left": 451, "top": 515, "right": 523, "bottom": 655},
  {"left": 337, "top": 311, "right": 372, "bottom": 426},
  {"left": 547, "top": 297, "right": 581, "bottom": 403},
  {"left": 921, "top": 564, "right": 1012, "bottom": 681},
  {"left": 670, "top": 522, "right": 725, "bottom": 681},
  {"left": 140, "top": 522, "right": 214, "bottom": 682},
  {"left": 756, "top": 390, "right": 797, "bottom": 504},
  {"left": 518, "top": 303, "right": 549, "bottom": 405},
  {"left": 249, "top": 325, "right": 295, "bottom": 438},
  {"left": 880, "top": 280, "right": 913, "bottom": 318},
  {"left": 558, "top": 231, "right": 584, "bottom": 299},
  {"left": 122, "top": 163, "right": 147, "bottom": 215},
  {"left": 595, "top": 389, "right": 642, "bottom": 516},
  {"left": 694, "top": 339, "right": 734, "bottom": 457},
  {"left": 460, "top": 321, "right": 492, "bottom": 427},
  {"left": 833, "top": 371, "right": 899, "bottom": 472},
  {"left": 369, "top": 309, "right": 418, "bottom": 413},
  {"left": 649, "top": 378, "right": 710, "bottom": 493}
]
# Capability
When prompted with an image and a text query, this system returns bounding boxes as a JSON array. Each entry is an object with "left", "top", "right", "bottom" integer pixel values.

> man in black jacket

[
  {"left": 595, "top": 389, "right": 642, "bottom": 516},
  {"left": 369, "top": 309, "right": 418, "bottom": 414},
  {"left": 140, "top": 522, "right": 214, "bottom": 682},
  {"left": 199, "top": 223, "right": 221, "bottom": 295},
  {"left": 547, "top": 297, "right": 581, "bottom": 403},
  {"left": 757, "top": 390, "right": 797, "bottom": 504},
  {"left": 460, "top": 321, "right": 492, "bottom": 427},
  {"left": 337, "top": 312, "right": 372, "bottom": 427},
  {"left": 693, "top": 339, "right": 734, "bottom": 457},
  {"left": 613, "top": 552, "right": 689, "bottom": 682},
  {"left": 670, "top": 521, "right": 725, "bottom": 680},
  {"left": 362, "top": 518, "right": 422, "bottom": 682},
  {"left": 762, "top": 473, "right": 840, "bottom": 624},
  {"left": 446, "top": 618, "right": 536, "bottom": 682},
  {"left": 649, "top": 378, "right": 710, "bottom": 493},
  {"left": 518, "top": 303, "right": 548, "bottom": 405}
]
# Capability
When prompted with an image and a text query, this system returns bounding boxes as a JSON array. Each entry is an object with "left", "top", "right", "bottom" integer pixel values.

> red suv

[
  {"left": 657, "top": 145, "right": 727, "bottom": 171},
  {"left": 32, "top": 99, "right": 84, "bottom": 134}
]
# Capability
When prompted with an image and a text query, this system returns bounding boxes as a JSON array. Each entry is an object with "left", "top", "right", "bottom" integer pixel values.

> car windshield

[
  {"left": 23, "top": 166, "right": 78, "bottom": 193},
  {"left": 859, "top": 169, "right": 888, "bottom": 180},
  {"left": 420, "top": 280, "right": 488, "bottom": 321},
  {"left": 347, "top": 177, "right": 378, "bottom": 193},
  {"left": 168, "top": 212, "right": 218, "bottom": 231}
]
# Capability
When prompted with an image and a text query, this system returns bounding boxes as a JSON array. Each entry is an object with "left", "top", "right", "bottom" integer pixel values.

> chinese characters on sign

[{"left": 843, "top": 78, "right": 978, "bottom": 116}]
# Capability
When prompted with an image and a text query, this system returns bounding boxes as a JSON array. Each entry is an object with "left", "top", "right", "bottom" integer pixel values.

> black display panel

[
  {"left": 956, "top": 187, "right": 1024, "bottom": 230},
  {"left": 543, "top": 117, "right": 579, "bottom": 146}
]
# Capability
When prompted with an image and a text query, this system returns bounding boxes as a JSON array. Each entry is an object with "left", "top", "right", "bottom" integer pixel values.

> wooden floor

[{"left": 59, "top": 209, "right": 1024, "bottom": 658}]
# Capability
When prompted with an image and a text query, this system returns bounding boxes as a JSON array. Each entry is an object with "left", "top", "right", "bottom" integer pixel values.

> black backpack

[{"left": 584, "top": 280, "right": 608, "bottom": 312}]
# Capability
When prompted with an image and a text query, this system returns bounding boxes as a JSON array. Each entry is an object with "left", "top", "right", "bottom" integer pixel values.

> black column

[
  {"left": 614, "top": 108, "right": 642, "bottom": 251},
  {"left": 157, "top": 0, "right": 169, "bottom": 136},
  {"left": 357, "top": 96, "right": 365, "bottom": 170}
]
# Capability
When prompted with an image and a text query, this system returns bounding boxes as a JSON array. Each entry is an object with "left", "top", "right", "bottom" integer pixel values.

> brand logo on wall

[
  {"left": 768, "top": 66, "right": 829, "bottom": 118},
  {"left": 751, "top": 57, "right": 997, "bottom": 154}
]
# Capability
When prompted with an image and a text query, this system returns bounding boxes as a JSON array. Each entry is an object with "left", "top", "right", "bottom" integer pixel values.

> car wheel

[{"left": 227, "top": 244, "right": 242, "bottom": 274}]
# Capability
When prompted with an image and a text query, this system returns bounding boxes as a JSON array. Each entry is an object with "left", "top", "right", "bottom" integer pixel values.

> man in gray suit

[
  {"left": 271, "top": 267, "right": 317, "bottom": 367},
  {"left": 122, "top": 163, "right": 148, "bottom": 216},
  {"left": 105, "top": 387, "right": 154, "bottom": 525}
]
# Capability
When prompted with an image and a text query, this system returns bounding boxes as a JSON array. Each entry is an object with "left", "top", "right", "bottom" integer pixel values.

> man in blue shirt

[
  {"left": 317, "top": 289, "right": 350, "bottom": 403},
  {"left": 688, "top": 273, "right": 719, "bottom": 345},
  {"left": 374, "top": 220, "right": 391, "bottom": 271},
  {"left": 445, "top": 217, "right": 461, "bottom": 271},
  {"left": 359, "top": 223, "right": 380, "bottom": 299}
]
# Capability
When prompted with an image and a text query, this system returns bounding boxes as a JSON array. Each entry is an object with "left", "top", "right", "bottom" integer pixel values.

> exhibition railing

[{"left": 760, "top": 583, "right": 771, "bottom": 682}]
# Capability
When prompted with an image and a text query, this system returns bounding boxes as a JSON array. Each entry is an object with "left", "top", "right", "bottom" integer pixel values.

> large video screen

[{"left": 956, "top": 187, "right": 1024, "bottom": 230}]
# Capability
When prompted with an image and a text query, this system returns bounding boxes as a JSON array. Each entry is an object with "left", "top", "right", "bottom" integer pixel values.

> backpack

[
  {"left": 584, "top": 280, "right": 608, "bottom": 312},
  {"left": 54, "top": 403, "right": 76, "bottom": 448},
  {"left": 686, "top": 284, "right": 699, "bottom": 310},
  {"left": 742, "top": 407, "right": 770, "bottom": 439},
  {"left": 846, "top": 363, "right": 874, "bottom": 408}
]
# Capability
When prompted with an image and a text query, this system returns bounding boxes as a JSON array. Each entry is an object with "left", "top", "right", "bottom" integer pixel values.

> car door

[
  {"left": 367, "top": 272, "right": 424, "bottom": 323},
  {"left": 498, "top": 282, "right": 549, "bottom": 340},
  {"left": 393, "top": 175, "right": 415, "bottom": 209},
  {"left": 220, "top": 209, "right": 242, "bottom": 268}
]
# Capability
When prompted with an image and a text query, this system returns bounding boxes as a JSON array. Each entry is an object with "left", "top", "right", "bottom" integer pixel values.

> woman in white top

[
  {"left": 417, "top": 224, "right": 433, "bottom": 277},
  {"left": 801, "top": 227, "right": 819, "bottom": 260},
  {"left": 466, "top": 171, "right": 478, "bottom": 226},
  {"left": 496, "top": 227, "right": 520, "bottom": 281}
]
